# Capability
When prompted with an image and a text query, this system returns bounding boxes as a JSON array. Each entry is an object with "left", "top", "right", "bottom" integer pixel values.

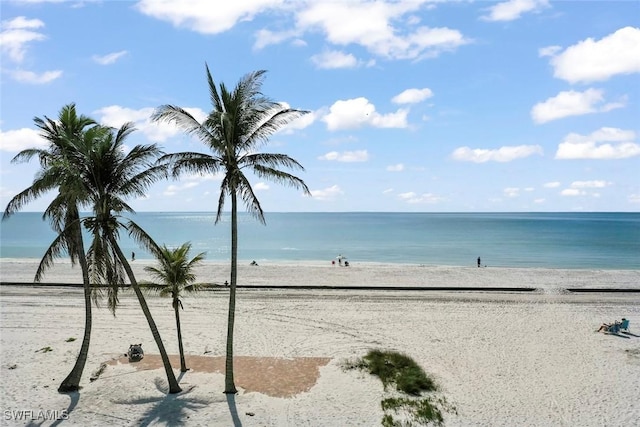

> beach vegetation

[
  {"left": 344, "top": 349, "right": 455, "bottom": 426},
  {"left": 363, "top": 349, "right": 437, "bottom": 395},
  {"left": 140, "top": 242, "right": 206, "bottom": 372},
  {"left": 65, "top": 337, "right": 77, "bottom": 342},
  {"left": 2, "top": 104, "right": 98, "bottom": 393},
  {"left": 152, "top": 65, "right": 311, "bottom": 393}
]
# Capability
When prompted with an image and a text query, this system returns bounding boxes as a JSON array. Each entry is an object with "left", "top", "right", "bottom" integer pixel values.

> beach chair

[
  {"left": 606, "top": 322, "right": 621, "bottom": 335},
  {"left": 620, "top": 318, "right": 630, "bottom": 332}
]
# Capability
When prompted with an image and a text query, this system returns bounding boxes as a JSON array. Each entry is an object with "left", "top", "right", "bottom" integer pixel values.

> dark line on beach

[
  {"left": 1, "top": 281, "right": 639, "bottom": 293},
  {"left": 565, "top": 288, "right": 640, "bottom": 293}
]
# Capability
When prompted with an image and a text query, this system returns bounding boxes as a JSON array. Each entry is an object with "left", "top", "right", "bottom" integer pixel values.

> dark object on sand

[{"left": 127, "top": 343, "right": 144, "bottom": 362}]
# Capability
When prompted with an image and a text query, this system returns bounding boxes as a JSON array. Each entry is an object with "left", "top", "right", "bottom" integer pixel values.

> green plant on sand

[
  {"left": 363, "top": 349, "right": 437, "bottom": 395},
  {"left": 343, "top": 349, "right": 456, "bottom": 426}
]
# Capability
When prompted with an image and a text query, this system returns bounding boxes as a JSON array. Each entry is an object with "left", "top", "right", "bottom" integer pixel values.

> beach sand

[{"left": 1, "top": 259, "right": 639, "bottom": 426}]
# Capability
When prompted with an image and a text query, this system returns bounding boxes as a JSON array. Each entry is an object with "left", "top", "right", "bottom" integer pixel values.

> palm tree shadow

[
  {"left": 226, "top": 393, "right": 243, "bottom": 427},
  {"left": 25, "top": 391, "right": 79, "bottom": 427},
  {"left": 112, "top": 374, "right": 212, "bottom": 427}
]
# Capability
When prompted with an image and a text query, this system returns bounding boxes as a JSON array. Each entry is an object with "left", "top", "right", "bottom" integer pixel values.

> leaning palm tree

[
  {"left": 141, "top": 243, "right": 206, "bottom": 372},
  {"left": 2, "top": 104, "right": 101, "bottom": 393},
  {"left": 79, "top": 122, "right": 182, "bottom": 393},
  {"left": 152, "top": 65, "right": 311, "bottom": 393}
]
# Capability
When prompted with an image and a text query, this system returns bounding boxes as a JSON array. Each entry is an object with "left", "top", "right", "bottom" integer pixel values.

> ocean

[{"left": 0, "top": 212, "right": 638, "bottom": 269}]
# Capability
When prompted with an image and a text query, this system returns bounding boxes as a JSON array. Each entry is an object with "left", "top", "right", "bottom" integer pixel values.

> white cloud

[
  {"left": 392, "top": 88, "right": 433, "bottom": 104},
  {"left": 94, "top": 105, "right": 207, "bottom": 143},
  {"left": 163, "top": 181, "right": 200, "bottom": 196},
  {"left": 0, "top": 127, "right": 46, "bottom": 152},
  {"left": 398, "top": 191, "right": 442, "bottom": 204},
  {"left": 9, "top": 69, "right": 62, "bottom": 84},
  {"left": 482, "top": 0, "right": 549, "bottom": 22},
  {"left": 555, "top": 127, "right": 640, "bottom": 160},
  {"left": 538, "top": 45, "right": 560, "bottom": 57},
  {"left": 451, "top": 145, "right": 543, "bottom": 163},
  {"left": 570, "top": 180, "right": 611, "bottom": 189},
  {"left": 136, "top": 0, "right": 281, "bottom": 34},
  {"left": 504, "top": 187, "right": 520, "bottom": 197},
  {"left": 322, "top": 97, "right": 408, "bottom": 131},
  {"left": 549, "top": 26, "right": 640, "bottom": 83},
  {"left": 297, "top": 2, "right": 470, "bottom": 60},
  {"left": 310, "top": 184, "right": 343, "bottom": 201},
  {"left": 1, "top": 17, "right": 64, "bottom": 84},
  {"left": 0, "top": 16, "right": 45, "bottom": 62},
  {"left": 543, "top": 181, "right": 561, "bottom": 188},
  {"left": 282, "top": 109, "right": 317, "bottom": 133},
  {"left": 310, "top": 50, "right": 359, "bottom": 69},
  {"left": 560, "top": 188, "right": 585, "bottom": 197},
  {"left": 92, "top": 50, "right": 128, "bottom": 65},
  {"left": 254, "top": 182, "right": 270, "bottom": 191},
  {"left": 254, "top": 28, "right": 298, "bottom": 50},
  {"left": 534, "top": 198, "right": 545, "bottom": 204},
  {"left": 531, "top": 89, "right": 623, "bottom": 124},
  {"left": 560, "top": 180, "right": 611, "bottom": 197},
  {"left": 386, "top": 163, "right": 404, "bottom": 172},
  {"left": 318, "top": 150, "right": 369, "bottom": 162},
  {"left": 137, "top": 1, "right": 470, "bottom": 61},
  {"left": 628, "top": 194, "right": 640, "bottom": 204}
]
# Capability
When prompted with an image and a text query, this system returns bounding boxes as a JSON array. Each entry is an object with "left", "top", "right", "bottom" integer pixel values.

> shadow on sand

[
  {"left": 226, "top": 393, "right": 243, "bottom": 427},
  {"left": 24, "top": 389, "right": 78, "bottom": 427},
  {"left": 111, "top": 372, "right": 212, "bottom": 427}
]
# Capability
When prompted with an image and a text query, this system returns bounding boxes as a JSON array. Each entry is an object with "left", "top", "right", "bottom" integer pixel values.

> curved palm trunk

[
  {"left": 174, "top": 299, "right": 187, "bottom": 372},
  {"left": 58, "top": 220, "right": 92, "bottom": 393},
  {"left": 111, "top": 237, "right": 182, "bottom": 393},
  {"left": 224, "top": 193, "right": 238, "bottom": 394}
]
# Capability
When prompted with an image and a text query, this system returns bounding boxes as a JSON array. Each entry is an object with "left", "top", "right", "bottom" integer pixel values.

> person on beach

[
  {"left": 597, "top": 321, "right": 621, "bottom": 333},
  {"left": 132, "top": 252, "right": 135, "bottom": 261},
  {"left": 477, "top": 256, "right": 481, "bottom": 267}
]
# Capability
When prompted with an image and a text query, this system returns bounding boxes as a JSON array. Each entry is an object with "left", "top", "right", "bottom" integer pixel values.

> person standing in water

[{"left": 477, "top": 256, "right": 481, "bottom": 267}]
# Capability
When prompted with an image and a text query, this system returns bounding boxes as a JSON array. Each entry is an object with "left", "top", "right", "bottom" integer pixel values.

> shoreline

[
  {"left": 1, "top": 258, "right": 639, "bottom": 291},
  {"left": 3, "top": 256, "right": 639, "bottom": 271}
]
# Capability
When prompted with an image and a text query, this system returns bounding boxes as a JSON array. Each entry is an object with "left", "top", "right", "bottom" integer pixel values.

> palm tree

[
  {"left": 78, "top": 122, "right": 183, "bottom": 393},
  {"left": 2, "top": 104, "right": 101, "bottom": 393},
  {"left": 141, "top": 242, "right": 206, "bottom": 372},
  {"left": 152, "top": 65, "right": 311, "bottom": 393}
]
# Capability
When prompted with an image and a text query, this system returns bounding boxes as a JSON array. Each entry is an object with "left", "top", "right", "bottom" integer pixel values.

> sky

[{"left": 1, "top": 0, "right": 639, "bottom": 213}]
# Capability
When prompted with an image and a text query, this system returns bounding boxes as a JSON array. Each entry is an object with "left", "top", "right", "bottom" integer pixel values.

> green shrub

[
  {"left": 363, "top": 349, "right": 437, "bottom": 395},
  {"left": 345, "top": 349, "right": 456, "bottom": 426}
]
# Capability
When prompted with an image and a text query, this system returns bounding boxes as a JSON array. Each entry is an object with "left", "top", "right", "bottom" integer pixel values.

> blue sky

[{"left": 1, "top": 0, "right": 639, "bottom": 213}]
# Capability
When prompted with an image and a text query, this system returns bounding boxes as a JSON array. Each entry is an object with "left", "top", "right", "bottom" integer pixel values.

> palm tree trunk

[
  {"left": 58, "top": 223, "right": 92, "bottom": 393},
  {"left": 111, "top": 237, "right": 182, "bottom": 393},
  {"left": 224, "top": 192, "right": 238, "bottom": 394},
  {"left": 174, "top": 299, "right": 187, "bottom": 372}
]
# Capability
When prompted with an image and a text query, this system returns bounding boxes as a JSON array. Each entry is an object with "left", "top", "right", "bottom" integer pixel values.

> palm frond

[{"left": 34, "top": 232, "right": 69, "bottom": 282}]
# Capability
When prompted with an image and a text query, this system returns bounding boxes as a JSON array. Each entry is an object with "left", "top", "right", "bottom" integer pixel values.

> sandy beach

[{"left": 1, "top": 259, "right": 639, "bottom": 426}]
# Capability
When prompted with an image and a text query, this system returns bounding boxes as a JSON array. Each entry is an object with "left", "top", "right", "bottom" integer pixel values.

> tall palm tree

[
  {"left": 152, "top": 65, "right": 311, "bottom": 393},
  {"left": 78, "top": 122, "right": 183, "bottom": 393},
  {"left": 141, "top": 242, "right": 206, "bottom": 372},
  {"left": 2, "top": 104, "right": 101, "bottom": 393}
]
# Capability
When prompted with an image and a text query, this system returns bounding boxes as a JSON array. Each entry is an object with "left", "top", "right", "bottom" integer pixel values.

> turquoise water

[{"left": 1, "top": 212, "right": 638, "bottom": 269}]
